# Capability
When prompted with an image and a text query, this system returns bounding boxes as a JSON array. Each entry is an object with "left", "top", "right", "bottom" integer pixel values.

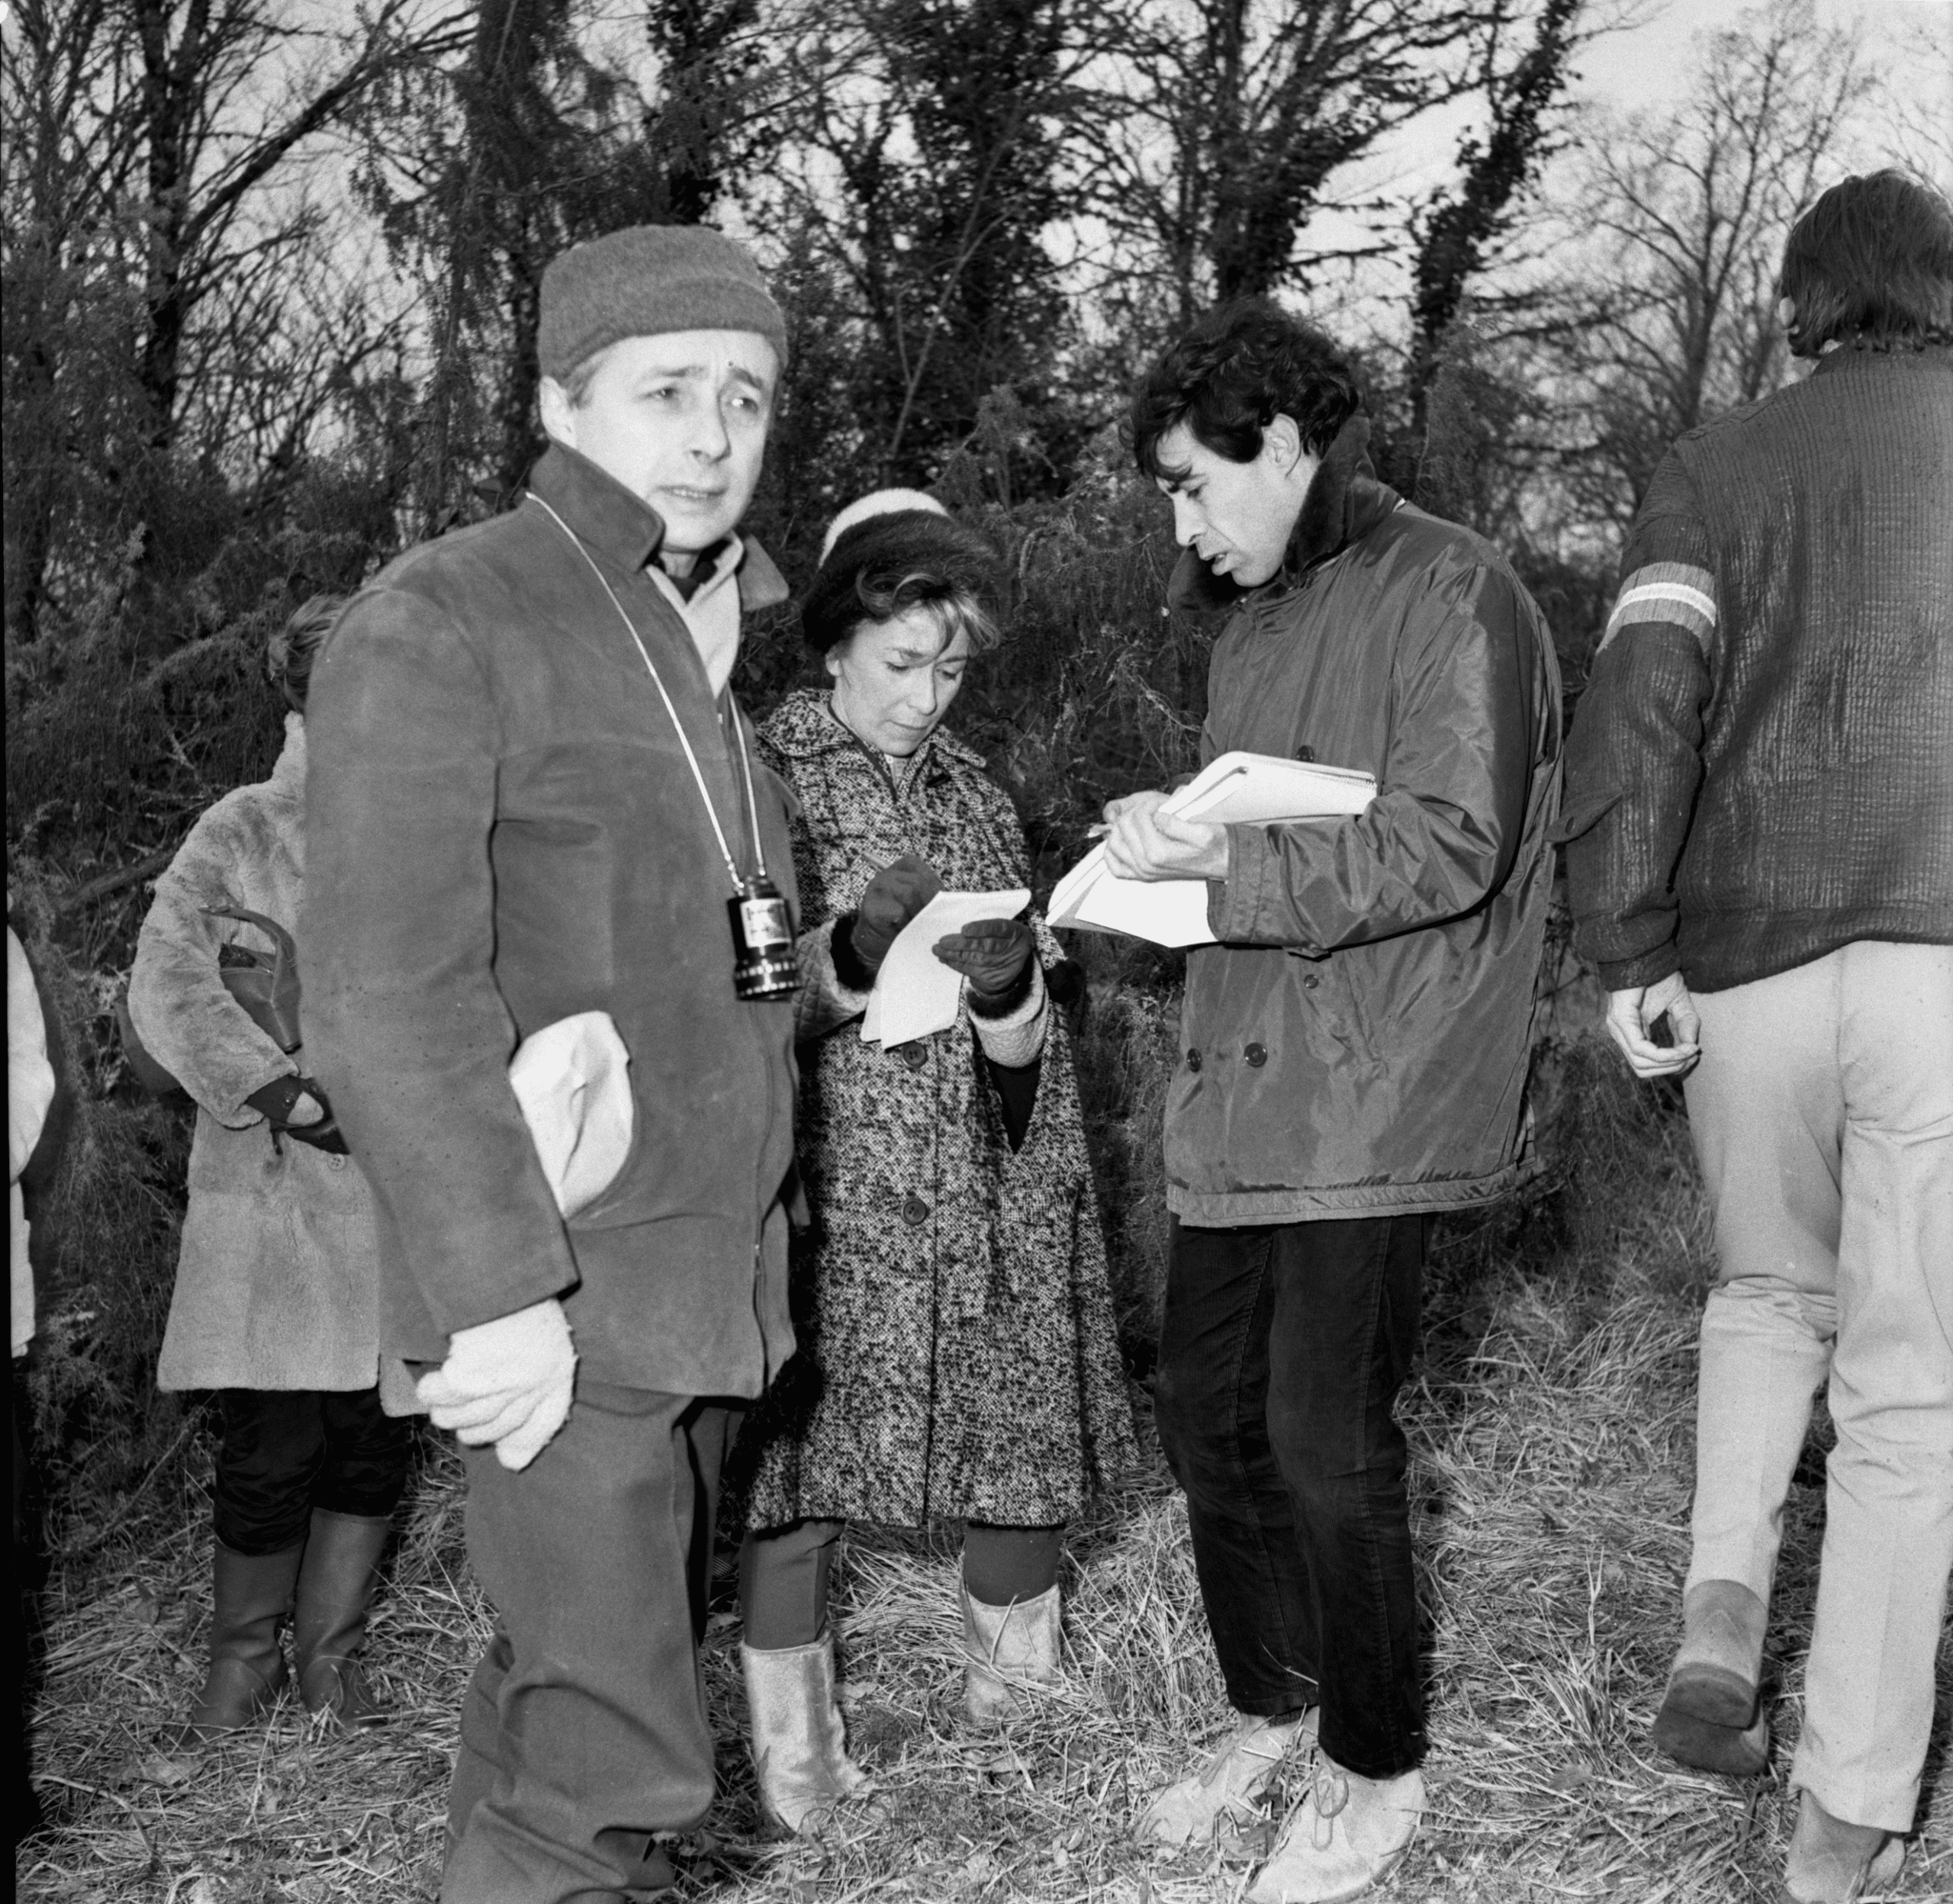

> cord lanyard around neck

[{"left": 529, "top": 494, "right": 800, "bottom": 1001}]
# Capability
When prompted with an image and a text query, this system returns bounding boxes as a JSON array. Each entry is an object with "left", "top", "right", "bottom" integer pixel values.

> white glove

[{"left": 416, "top": 1297, "right": 578, "bottom": 1471}]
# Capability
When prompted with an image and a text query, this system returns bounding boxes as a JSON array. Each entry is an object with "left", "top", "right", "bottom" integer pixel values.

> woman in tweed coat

[{"left": 732, "top": 493, "right": 1135, "bottom": 1830}]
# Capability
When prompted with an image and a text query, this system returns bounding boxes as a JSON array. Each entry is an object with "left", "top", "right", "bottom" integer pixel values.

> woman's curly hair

[{"left": 1129, "top": 298, "right": 1364, "bottom": 480}]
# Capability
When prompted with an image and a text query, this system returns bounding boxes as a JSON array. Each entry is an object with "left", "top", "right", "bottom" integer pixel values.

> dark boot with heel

[
  {"left": 292, "top": 1508, "right": 393, "bottom": 1729},
  {"left": 161, "top": 1539, "right": 304, "bottom": 1750}
]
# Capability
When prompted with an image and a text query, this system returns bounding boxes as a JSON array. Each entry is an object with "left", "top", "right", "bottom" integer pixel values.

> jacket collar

[
  {"left": 761, "top": 687, "right": 987, "bottom": 770},
  {"left": 1811, "top": 339, "right": 1953, "bottom": 381},
  {"left": 268, "top": 711, "right": 306, "bottom": 799},
  {"left": 526, "top": 442, "right": 789, "bottom": 613},
  {"left": 1167, "top": 413, "right": 1399, "bottom": 614}
]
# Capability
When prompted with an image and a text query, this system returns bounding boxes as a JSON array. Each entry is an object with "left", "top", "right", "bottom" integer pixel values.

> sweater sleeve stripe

[{"left": 1599, "top": 561, "right": 1717, "bottom": 655}]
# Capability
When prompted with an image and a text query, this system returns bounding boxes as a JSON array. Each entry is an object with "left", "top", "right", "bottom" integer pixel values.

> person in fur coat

[
  {"left": 128, "top": 598, "right": 416, "bottom": 1748},
  {"left": 729, "top": 493, "right": 1137, "bottom": 1832}
]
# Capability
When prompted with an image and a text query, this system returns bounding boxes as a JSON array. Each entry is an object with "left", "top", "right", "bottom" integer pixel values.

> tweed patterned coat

[{"left": 734, "top": 690, "right": 1136, "bottom": 1529}]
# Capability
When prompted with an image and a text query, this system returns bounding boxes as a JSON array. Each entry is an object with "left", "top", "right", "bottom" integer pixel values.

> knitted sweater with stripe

[{"left": 1561, "top": 344, "right": 1953, "bottom": 994}]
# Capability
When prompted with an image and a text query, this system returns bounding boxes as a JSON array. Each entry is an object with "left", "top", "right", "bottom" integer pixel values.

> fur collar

[{"left": 267, "top": 712, "right": 306, "bottom": 800}]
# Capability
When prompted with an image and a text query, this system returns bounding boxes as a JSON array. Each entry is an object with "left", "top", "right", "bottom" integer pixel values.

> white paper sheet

[
  {"left": 1048, "top": 751, "right": 1375, "bottom": 947},
  {"left": 861, "top": 887, "right": 1032, "bottom": 1047}
]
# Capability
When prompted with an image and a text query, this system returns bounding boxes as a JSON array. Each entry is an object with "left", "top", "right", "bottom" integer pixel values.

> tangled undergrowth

[{"left": 15, "top": 1028, "right": 1949, "bottom": 1902}]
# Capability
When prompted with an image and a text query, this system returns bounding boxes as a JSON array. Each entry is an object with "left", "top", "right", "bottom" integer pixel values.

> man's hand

[
  {"left": 851, "top": 854, "right": 944, "bottom": 973},
  {"left": 1604, "top": 973, "right": 1702, "bottom": 1079},
  {"left": 1102, "top": 791, "right": 1229, "bottom": 883},
  {"left": 417, "top": 1297, "right": 578, "bottom": 1471},
  {"left": 933, "top": 918, "right": 1035, "bottom": 1000}
]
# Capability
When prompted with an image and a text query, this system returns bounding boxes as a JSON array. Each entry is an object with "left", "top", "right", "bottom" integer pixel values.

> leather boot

[
  {"left": 960, "top": 1581, "right": 1061, "bottom": 1726},
  {"left": 741, "top": 1631, "right": 876, "bottom": 1833},
  {"left": 292, "top": 1508, "right": 393, "bottom": 1728},
  {"left": 160, "top": 1539, "right": 303, "bottom": 1749},
  {"left": 1652, "top": 1578, "right": 1771, "bottom": 1775}
]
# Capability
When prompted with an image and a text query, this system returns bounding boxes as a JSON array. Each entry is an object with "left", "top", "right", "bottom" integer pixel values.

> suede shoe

[
  {"left": 1652, "top": 1578, "right": 1770, "bottom": 1775},
  {"left": 1780, "top": 1789, "right": 1906, "bottom": 1903},
  {"left": 1136, "top": 1709, "right": 1318, "bottom": 1848},
  {"left": 1247, "top": 1760, "right": 1424, "bottom": 1904}
]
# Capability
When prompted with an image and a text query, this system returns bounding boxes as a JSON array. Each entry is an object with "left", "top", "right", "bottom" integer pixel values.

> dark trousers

[
  {"left": 212, "top": 1387, "right": 411, "bottom": 1555},
  {"left": 1153, "top": 1214, "right": 1427, "bottom": 1780},
  {"left": 442, "top": 1385, "right": 740, "bottom": 1904}
]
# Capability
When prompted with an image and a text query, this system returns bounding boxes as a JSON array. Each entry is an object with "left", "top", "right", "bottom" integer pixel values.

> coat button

[
  {"left": 328, "top": 1154, "right": 346, "bottom": 1171},
  {"left": 1244, "top": 1043, "right": 1267, "bottom": 1066},
  {"left": 901, "top": 1194, "right": 931, "bottom": 1227},
  {"left": 899, "top": 1042, "right": 928, "bottom": 1071},
  {"left": 1186, "top": 1048, "right": 1202, "bottom": 1072},
  {"left": 1301, "top": 974, "right": 1320, "bottom": 990}
]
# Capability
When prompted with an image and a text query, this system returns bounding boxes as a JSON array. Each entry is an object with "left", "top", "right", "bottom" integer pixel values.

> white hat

[{"left": 819, "top": 487, "right": 947, "bottom": 562}]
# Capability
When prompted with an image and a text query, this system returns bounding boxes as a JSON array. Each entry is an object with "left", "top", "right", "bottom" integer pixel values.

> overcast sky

[{"left": 1291, "top": 0, "right": 1953, "bottom": 330}]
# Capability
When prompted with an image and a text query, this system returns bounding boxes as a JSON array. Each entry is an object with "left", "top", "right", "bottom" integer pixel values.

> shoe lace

[{"left": 1310, "top": 1766, "right": 1350, "bottom": 1851}]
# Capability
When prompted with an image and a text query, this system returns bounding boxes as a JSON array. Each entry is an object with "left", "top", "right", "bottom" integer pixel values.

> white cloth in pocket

[{"left": 507, "top": 1011, "right": 634, "bottom": 1218}]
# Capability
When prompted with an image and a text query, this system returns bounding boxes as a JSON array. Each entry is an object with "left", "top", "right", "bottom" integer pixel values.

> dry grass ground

[{"left": 16, "top": 1037, "right": 1951, "bottom": 1904}]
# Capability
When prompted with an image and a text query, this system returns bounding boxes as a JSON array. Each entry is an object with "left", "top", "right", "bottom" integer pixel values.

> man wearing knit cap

[{"left": 304, "top": 224, "right": 798, "bottom": 1902}]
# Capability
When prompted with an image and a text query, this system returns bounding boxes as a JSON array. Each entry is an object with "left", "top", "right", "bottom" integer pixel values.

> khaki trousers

[{"left": 1681, "top": 941, "right": 1953, "bottom": 1831}]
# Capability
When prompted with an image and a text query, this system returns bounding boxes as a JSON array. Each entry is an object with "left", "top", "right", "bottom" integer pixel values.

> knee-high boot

[
  {"left": 292, "top": 1508, "right": 393, "bottom": 1727},
  {"left": 162, "top": 1539, "right": 304, "bottom": 1748}
]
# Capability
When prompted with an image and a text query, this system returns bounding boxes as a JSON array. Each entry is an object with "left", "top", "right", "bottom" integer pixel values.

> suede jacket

[
  {"left": 128, "top": 718, "right": 413, "bottom": 1407},
  {"left": 302, "top": 445, "right": 800, "bottom": 1395},
  {"left": 1561, "top": 344, "right": 1953, "bottom": 993},
  {"left": 1168, "top": 418, "right": 1563, "bottom": 1224}
]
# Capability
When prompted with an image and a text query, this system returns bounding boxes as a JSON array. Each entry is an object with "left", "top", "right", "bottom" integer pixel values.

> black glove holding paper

[
  {"left": 934, "top": 917, "right": 1037, "bottom": 1013},
  {"left": 843, "top": 854, "right": 944, "bottom": 980}
]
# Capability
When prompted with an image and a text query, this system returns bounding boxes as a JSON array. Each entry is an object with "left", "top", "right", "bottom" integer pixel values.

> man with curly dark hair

[
  {"left": 1562, "top": 170, "right": 1952, "bottom": 1904},
  {"left": 1107, "top": 298, "right": 1562, "bottom": 1902}
]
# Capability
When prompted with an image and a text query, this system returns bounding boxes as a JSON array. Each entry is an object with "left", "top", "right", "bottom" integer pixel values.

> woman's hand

[
  {"left": 933, "top": 918, "right": 1034, "bottom": 1000},
  {"left": 850, "top": 854, "right": 944, "bottom": 973}
]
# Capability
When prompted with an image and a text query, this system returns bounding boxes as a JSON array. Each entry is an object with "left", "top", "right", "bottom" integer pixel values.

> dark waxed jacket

[
  {"left": 1562, "top": 345, "right": 1953, "bottom": 993},
  {"left": 302, "top": 445, "right": 800, "bottom": 1395},
  {"left": 1167, "top": 418, "right": 1563, "bottom": 1224}
]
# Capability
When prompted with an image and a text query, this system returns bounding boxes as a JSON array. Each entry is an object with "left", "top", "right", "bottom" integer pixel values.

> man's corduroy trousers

[
  {"left": 1681, "top": 940, "right": 1953, "bottom": 1832},
  {"left": 440, "top": 1382, "right": 739, "bottom": 1903}
]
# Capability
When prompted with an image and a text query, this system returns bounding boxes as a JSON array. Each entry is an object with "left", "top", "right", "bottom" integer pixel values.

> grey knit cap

[{"left": 539, "top": 225, "right": 787, "bottom": 379}]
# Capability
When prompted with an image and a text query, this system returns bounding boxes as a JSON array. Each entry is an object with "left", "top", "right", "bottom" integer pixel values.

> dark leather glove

[
  {"left": 245, "top": 1074, "right": 349, "bottom": 1154},
  {"left": 848, "top": 854, "right": 944, "bottom": 974},
  {"left": 933, "top": 917, "right": 1036, "bottom": 1008}
]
